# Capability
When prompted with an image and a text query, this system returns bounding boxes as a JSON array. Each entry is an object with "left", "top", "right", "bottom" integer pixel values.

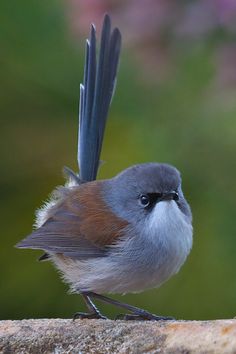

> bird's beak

[{"left": 160, "top": 191, "right": 179, "bottom": 201}]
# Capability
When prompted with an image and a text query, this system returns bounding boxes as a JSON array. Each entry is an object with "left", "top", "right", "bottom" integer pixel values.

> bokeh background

[{"left": 1, "top": 0, "right": 236, "bottom": 320}]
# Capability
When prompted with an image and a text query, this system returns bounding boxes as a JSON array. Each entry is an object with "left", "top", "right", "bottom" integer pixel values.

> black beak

[{"left": 160, "top": 191, "right": 179, "bottom": 201}]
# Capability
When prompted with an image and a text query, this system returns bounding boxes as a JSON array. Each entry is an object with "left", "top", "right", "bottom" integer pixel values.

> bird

[{"left": 16, "top": 14, "right": 193, "bottom": 321}]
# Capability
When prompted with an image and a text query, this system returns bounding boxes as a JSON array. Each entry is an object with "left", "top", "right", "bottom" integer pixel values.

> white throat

[
  {"left": 143, "top": 200, "right": 193, "bottom": 276},
  {"left": 147, "top": 200, "right": 191, "bottom": 240}
]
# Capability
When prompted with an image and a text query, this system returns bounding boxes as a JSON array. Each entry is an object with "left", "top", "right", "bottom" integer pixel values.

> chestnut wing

[{"left": 16, "top": 182, "right": 128, "bottom": 260}]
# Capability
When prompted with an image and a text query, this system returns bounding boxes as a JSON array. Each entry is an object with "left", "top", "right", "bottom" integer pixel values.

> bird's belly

[{"left": 53, "top": 221, "right": 192, "bottom": 294}]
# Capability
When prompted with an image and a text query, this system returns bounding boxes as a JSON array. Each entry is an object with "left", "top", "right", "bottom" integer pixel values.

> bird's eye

[
  {"left": 139, "top": 194, "right": 150, "bottom": 207},
  {"left": 173, "top": 191, "right": 179, "bottom": 201}
]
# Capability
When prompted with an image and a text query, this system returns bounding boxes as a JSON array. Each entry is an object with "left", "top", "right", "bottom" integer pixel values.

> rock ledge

[{"left": 0, "top": 319, "right": 236, "bottom": 353}]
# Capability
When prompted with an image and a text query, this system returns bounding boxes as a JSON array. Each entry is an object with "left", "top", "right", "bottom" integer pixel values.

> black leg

[
  {"left": 87, "top": 292, "right": 174, "bottom": 321},
  {"left": 73, "top": 293, "right": 107, "bottom": 320}
]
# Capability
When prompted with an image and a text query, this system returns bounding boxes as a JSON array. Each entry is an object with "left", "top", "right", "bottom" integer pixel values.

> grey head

[{"left": 101, "top": 162, "right": 192, "bottom": 225}]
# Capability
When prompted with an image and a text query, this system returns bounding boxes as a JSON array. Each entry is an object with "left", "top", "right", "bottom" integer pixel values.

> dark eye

[
  {"left": 173, "top": 191, "right": 179, "bottom": 201},
  {"left": 139, "top": 194, "right": 150, "bottom": 207}
]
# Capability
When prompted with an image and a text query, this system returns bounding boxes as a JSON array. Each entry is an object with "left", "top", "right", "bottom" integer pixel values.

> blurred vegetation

[{"left": 1, "top": 0, "right": 236, "bottom": 321}]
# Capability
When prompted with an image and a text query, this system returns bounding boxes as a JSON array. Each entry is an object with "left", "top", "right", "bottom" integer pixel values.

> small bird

[{"left": 16, "top": 14, "right": 193, "bottom": 321}]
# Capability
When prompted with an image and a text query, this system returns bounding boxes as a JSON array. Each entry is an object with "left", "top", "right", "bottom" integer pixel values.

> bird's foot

[{"left": 73, "top": 312, "right": 107, "bottom": 320}]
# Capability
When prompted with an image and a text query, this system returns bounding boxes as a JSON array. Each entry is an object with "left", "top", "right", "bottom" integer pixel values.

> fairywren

[{"left": 17, "top": 14, "right": 193, "bottom": 321}]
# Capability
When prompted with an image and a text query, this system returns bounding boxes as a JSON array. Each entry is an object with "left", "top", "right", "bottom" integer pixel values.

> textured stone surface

[{"left": 0, "top": 319, "right": 236, "bottom": 353}]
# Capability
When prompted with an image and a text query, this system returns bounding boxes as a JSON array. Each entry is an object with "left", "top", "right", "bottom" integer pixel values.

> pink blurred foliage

[
  {"left": 64, "top": 0, "right": 236, "bottom": 88},
  {"left": 175, "top": 0, "right": 236, "bottom": 39},
  {"left": 214, "top": 0, "right": 236, "bottom": 30}
]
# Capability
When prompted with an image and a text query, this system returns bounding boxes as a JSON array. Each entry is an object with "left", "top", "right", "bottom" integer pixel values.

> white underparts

[{"left": 52, "top": 200, "right": 193, "bottom": 294}]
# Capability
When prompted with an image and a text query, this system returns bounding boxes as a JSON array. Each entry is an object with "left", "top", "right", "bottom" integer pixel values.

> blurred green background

[{"left": 1, "top": 0, "right": 236, "bottom": 320}]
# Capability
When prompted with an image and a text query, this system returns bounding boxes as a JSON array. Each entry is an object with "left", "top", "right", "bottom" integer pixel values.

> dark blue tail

[{"left": 77, "top": 14, "right": 121, "bottom": 182}]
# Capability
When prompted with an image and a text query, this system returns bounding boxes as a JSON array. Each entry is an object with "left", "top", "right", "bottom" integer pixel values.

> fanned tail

[{"left": 78, "top": 14, "right": 121, "bottom": 182}]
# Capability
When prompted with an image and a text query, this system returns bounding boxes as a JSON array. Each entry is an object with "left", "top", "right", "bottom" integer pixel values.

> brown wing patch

[
  {"left": 17, "top": 180, "right": 128, "bottom": 258},
  {"left": 64, "top": 181, "right": 128, "bottom": 246}
]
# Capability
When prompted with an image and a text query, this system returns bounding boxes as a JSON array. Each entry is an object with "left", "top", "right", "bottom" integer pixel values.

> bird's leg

[
  {"left": 87, "top": 292, "right": 174, "bottom": 321},
  {"left": 73, "top": 293, "right": 107, "bottom": 320}
]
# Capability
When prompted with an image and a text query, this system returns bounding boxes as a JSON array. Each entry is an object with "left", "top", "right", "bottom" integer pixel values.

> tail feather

[{"left": 78, "top": 14, "right": 121, "bottom": 182}]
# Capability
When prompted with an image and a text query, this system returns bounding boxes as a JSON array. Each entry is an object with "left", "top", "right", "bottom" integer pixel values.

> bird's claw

[{"left": 73, "top": 312, "right": 107, "bottom": 320}]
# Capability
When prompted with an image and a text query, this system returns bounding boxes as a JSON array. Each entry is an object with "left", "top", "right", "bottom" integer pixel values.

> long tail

[{"left": 77, "top": 14, "right": 121, "bottom": 182}]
